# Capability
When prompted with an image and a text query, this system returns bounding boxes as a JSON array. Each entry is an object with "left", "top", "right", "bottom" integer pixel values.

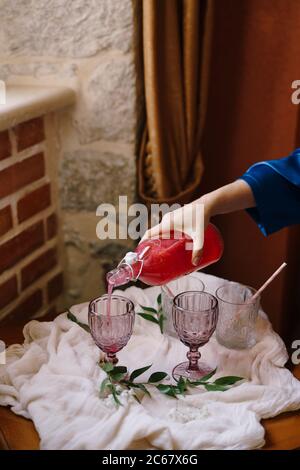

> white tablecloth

[{"left": 1, "top": 273, "right": 300, "bottom": 450}]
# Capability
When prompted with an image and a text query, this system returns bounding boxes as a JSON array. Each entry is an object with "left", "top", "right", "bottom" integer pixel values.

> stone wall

[{"left": 0, "top": 0, "right": 140, "bottom": 308}]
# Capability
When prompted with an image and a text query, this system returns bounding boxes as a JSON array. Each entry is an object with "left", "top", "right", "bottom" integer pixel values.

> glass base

[{"left": 172, "top": 361, "right": 214, "bottom": 382}]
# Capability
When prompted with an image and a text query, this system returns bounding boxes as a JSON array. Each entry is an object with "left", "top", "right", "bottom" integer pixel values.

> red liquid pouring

[
  {"left": 107, "top": 223, "right": 223, "bottom": 291},
  {"left": 106, "top": 283, "right": 114, "bottom": 319}
]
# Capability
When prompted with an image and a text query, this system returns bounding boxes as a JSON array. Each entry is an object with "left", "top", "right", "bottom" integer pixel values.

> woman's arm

[
  {"left": 143, "top": 150, "right": 300, "bottom": 264},
  {"left": 143, "top": 179, "right": 256, "bottom": 265},
  {"left": 199, "top": 179, "right": 256, "bottom": 222}
]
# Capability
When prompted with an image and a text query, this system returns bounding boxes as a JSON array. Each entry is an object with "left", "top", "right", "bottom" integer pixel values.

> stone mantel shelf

[{"left": 0, "top": 85, "right": 76, "bottom": 132}]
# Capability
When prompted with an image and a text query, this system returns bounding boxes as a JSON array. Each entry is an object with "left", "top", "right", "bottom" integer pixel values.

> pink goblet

[
  {"left": 172, "top": 291, "right": 218, "bottom": 381},
  {"left": 88, "top": 294, "right": 135, "bottom": 364}
]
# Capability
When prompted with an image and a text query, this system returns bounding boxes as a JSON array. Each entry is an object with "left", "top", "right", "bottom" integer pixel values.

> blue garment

[{"left": 239, "top": 149, "right": 300, "bottom": 236}]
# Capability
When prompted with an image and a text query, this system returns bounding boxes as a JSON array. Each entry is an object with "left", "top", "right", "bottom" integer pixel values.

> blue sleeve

[{"left": 239, "top": 149, "right": 300, "bottom": 236}]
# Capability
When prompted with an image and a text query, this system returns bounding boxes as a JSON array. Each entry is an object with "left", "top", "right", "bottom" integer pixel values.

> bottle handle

[{"left": 117, "top": 246, "right": 150, "bottom": 281}]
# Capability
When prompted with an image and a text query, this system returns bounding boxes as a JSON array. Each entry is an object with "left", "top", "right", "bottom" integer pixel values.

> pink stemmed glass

[
  {"left": 172, "top": 291, "right": 218, "bottom": 381},
  {"left": 88, "top": 294, "right": 135, "bottom": 364}
]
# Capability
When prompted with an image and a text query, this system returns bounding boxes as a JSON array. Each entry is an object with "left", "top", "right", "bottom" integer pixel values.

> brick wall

[{"left": 0, "top": 116, "right": 63, "bottom": 324}]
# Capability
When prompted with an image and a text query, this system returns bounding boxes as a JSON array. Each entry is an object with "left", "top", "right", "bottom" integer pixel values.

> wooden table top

[{"left": 262, "top": 365, "right": 300, "bottom": 450}]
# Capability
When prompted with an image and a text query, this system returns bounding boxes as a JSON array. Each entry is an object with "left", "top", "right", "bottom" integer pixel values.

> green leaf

[
  {"left": 107, "top": 383, "right": 122, "bottom": 406},
  {"left": 110, "top": 371, "right": 127, "bottom": 382},
  {"left": 130, "top": 364, "right": 152, "bottom": 381},
  {"left": 186, "top": 379, "right": 197, "bottom": 388},
  {"left": 122, "top": 380, "right": 137, "bottom": 387},
  {"left": 204, "top": 383, "right": 228, "bottom": 392},
  {"left": 67, "top": 311, "right": 77, "bottom": 323},
  {"left": 124, "top": 381, "right": 151, "bottom": 398},
  {"left": 156, "top": 384, "right": 171, "bottom": 394},
  {"left": 99, "top": 378, "right": 110, "bottom": 397},
  {"left": 67, "top": 311, "right": 91, "bottom": 333},
  {"left": 198, "top": 368, "right": 217, "bottom": 382},
  {"left": 148, "top": 371, "right": 168, "bottom": 383},
  {"left": 164, "top": 386, "right": 179, "bottom": 398},
  {"left": 112, "top": 366, "right": 128, "bottom": 374},
  {"left": 81, "top": 324, "right": 91, "bottom": 333},
  {"left": 140, "top": 305, "right": 158, "bottom": 314},
  {"left": 188, "top": 378, "right": 213, "bottom": 386},
  {"left": 158, "top": 314, "right": 165, "bottom": 334},
  {"left": 100, "top": 362, "right": 114, "bottom": 373},
  {"left": 177, "top": 376, "right": 187, "bottom": 394},
  {"left": 167, "top": 392, "right": 178, "bottom": 398},
  {"left": 137, "top": 313, "right": 160, "bottom": 325},
  {"left": 133, "top": 394, "right": 141, "bottom": 404},
  {"left": 214, "top": 376, "right": 243, "bottom": 386},
  {"left": 135, "top": 383, "right": 151, "bottom": 397},
  {"left": 157, "top": 293, "right": 162, "bottom": 305},
  {"left": 112, "top": 390, "right": 122, "bottom": 406},
  {"left": 109, "top": 365, "right": 128, "bottom": 381},
  {"left": 156, "top": 383, "right": 182, "bottom": 398}
]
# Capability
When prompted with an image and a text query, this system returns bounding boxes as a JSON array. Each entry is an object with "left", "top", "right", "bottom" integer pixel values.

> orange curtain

[{"left": 139, "top": 0, "right": 212, "bottom": 205}]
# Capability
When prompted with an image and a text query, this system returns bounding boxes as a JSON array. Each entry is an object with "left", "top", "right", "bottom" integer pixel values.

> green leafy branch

[
  {"left": 67, "top": 310, "right": 244, "bottom": 405},
  {"left": 158, "top": 369, "right": 244, "bottom": 397},
  {"left": 99, "top": 363, "right": 244, "bottom": 407},
  {"left": 99, "top": 362, "right": 168, "bottom": 406},
  {"left": 137, "top": 293, "right": 165, "bottom": 333}
]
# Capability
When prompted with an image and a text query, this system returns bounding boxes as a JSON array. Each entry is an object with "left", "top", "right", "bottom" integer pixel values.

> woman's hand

[
  {"left": 141, "top": 179, "right": 255, "bottom": 266},
  {"left": 142, "top": 199, "right": 213, "bottom": 266}
]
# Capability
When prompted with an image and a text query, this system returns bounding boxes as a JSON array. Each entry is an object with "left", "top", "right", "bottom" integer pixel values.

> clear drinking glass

[
  {"left": 161, "top": 276, "right": 205, "bottom": 337},
  {"left": 172, "top": 291, "right": 218, "bottom": 381},
  {"left": 88, "top": 294, "right": 135, "bottom": 364},
  {"left": 215, "top": 283, "right": 260, "bottom": 350}
]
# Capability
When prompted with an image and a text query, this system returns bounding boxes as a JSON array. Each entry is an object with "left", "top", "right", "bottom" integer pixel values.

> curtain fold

[{"left": 139, "top": 0, "right": 211, "bottom": 204}]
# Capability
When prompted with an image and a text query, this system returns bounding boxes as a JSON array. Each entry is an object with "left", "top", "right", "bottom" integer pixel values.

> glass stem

[
  {"left": 106, "top": 352, "right": 118, "bottom": 364},
  {"left": 187, "top": 347, "right": 200, "bottom": 370}
]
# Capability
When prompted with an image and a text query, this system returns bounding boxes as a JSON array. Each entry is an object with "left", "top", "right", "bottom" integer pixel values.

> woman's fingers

[
  {"left": 191, "top": 234, "right": 204, "bottom": 266},
  {"left": 143, "top": 224, "right": 203, "bottom": 266},
  {"left": 192, "top": 248, "right": 203, "bottom": 266},
  {"left": 141, "top": 223, "right": 163, "bottom": 241}
]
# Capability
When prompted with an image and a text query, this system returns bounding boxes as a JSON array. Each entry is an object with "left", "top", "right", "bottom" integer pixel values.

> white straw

[{"left": 251, "top": 262, "right": 287, "bottom": 302}]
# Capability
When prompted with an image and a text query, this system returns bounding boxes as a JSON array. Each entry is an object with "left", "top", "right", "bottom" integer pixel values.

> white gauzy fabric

[{"left": 1, "top": 273, "right": 300, "bottom": 450}]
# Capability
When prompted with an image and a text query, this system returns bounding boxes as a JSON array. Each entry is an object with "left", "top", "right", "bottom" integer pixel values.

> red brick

[
  {"left": 6, "top": 290, "right": 43, "bottom": 323},
  {"left": 0, "top": 206, "right": 13, "bottom": 236},
  {"left": 0, "top": 276, "right": 18, "bottom": 309},
  {"left": 0, "top": 221, "right": 44, "bottom": 274},
  {"left": 47, "top": 272, "right": 64, "bottom": 302},
  {"left": 17, "top": 183, "right": 51, "bottom": 223},
  {"left": 0, "top": 130, "right": 12, "bottom": 160},
  {"left": 21, "top": 248, "right": 57, "bottom": 290},
  {"left": 14, "top": 117, "right": 45, "bottom": 152},
  {"left": 47, "top": 213, "right": 58, "bottom": 239},
  {"left": 0, "top": 153, "right": 45, "bottom": 199}
]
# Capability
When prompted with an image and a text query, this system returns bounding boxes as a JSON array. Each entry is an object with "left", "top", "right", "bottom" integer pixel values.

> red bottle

[{"left": 107, "top": 224, "right": 223, "bottom": 288}]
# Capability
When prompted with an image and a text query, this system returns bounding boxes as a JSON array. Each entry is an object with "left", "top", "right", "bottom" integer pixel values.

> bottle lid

[{"left": 123, "top": 251, "right": 139, "bottom": 265}]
